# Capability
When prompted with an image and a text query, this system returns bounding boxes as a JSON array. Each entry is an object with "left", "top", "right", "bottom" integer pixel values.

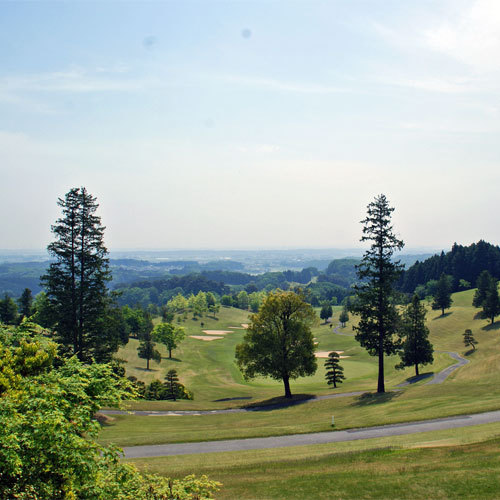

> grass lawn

[
  {"left": 130, "top": 423, "right": 500, "bottom": 499},
  {"left": 100, "top": 289, "right": 500, "bottom": 447}
]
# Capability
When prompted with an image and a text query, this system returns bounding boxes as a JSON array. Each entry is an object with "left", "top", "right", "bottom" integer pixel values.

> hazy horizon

[{"left": 2, "top": 1, "right": 500, "bottom": 250}]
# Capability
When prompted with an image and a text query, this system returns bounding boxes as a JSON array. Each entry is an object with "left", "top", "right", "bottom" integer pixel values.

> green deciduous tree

[
  {"left": 152, "top": 322, "right": 185, "bottom": 359},
  {"left": 463, "top": 329, "right": 477, "bottom": 351},
  {"left": 350, "top": 194, "right": 404, "bottom": 393},
  {"left": 339, "top": 306, "right": 349, "bottom": 327},
  {"left": 320, "top": 303, "right": 333, "bottom": 324},
  {"left": 41, "top": 187, "right": 117, "bottom": 362},
  {"left": 235, "top": 290, "right": 317, "bottom": 398},
  {"left": 324, "top": 351, "right": 345, "bottom": 388},
  {"left": 432, "top": 273, "right": 453, "bottom": 316},
  {"left": 396, "top": 295, "right": 434, "bottom": 377},
  {"left": 0, "top": 324, "right": 220, "bottom": 499}
]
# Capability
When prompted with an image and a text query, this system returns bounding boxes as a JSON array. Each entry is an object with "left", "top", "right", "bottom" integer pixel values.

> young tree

[
  {"left": 137, "top": 332, "right": 161, "bottom": 370},
  {"left": 41, "top": 187, "right": 115, "bottom": 362},
  {"left": 396, "top": 295, "right": 433, "bottom": 377},
  {"left": 463, "top": 329, "right": 478, "bottom": 351},
  {"left": 339, "top": 306, "right": 349, "bottom": 327},
  {"left": 324, "top": 351, "right": 345, "bottom": 388},
  {"left": 0, "top": 293, "right": 18, "bottom": 324},
  {"left": 17, "top": 288, "right": 33, "bottom": 320},
  {"left": 237, "top": 290, "right": 249, "bottom": 310},
  {"left": 473, "top": 270, "right": 493, "bottom": 308},
  {"left": 164, "top": 369, "right": 181, "bottom": 401},
  {"left": 320, "top": 303, "right": 333, "bottom": 324},
  {"left": 432, "top": 273, "right": 453, "bottom": 316},
  {"left": 350, "top": 194, "right": 404, "bottom": 393},
  {"left": 152, "top": 322, "right": 186, "bottom": 358},
  {"left": 235, "top": 290, "right": 317, "bottom": 398},
  {"left": 482, "top": 279, "right": 500, "bottom": 324}
]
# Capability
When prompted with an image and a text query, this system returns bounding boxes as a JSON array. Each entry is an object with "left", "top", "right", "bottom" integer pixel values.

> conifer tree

[
  {"left": 432, "top": 273, "right": 453, "bottom": 316},
  {"left": 17, "top": 288, "right": 33, "bottom": 320},
  {"left": 473, "top": 270, "right": 493, "bottom": 308},
  {"left": 137, "top": 332, "right": 161, "bottom": 371},
  {"left": 41, "top": 187, "right": 114, "bottom": 361},
  {"left": 0, "top": 293, "right": 18, "bottom": 324},
  {"left": 463, "top": 329, "right": 477, "bottom": 351},
  {"left": 351, "top": 194, "right": 404, "bottom": 393},
  {"left": 164, "top": 369, "right": 181, "bottom": 401},
  {"left": 396, "top": 294, "right": 433, "bottom": 377},
  {"left": 324, "top": 351, "right": 345, "bottom": 388},
  {"left": 320, "top": 303, "right": 333, "bottom": 324},
  {"left": 482, "top": 279, "right": 500, "bottom": 324}
]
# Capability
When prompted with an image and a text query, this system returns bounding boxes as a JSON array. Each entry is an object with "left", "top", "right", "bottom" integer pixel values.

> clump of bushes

[{"left": 128, "top": 372, "right": 193, "bottom": 401}]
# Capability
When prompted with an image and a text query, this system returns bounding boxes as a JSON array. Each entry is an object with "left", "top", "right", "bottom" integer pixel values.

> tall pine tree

[
  {"left": 396, "top": 294, "right": 433, "bottom": 377},
  {"left": 41, "top": 187, "right": 114, "bottom": 362},
  {"left": 351, "top": 194, "right": 404, "bottom": 393}
]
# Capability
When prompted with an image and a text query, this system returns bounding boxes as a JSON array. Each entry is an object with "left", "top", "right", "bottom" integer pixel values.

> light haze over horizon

[{"left": 2, "top": 1, "right": 500, "bottom": 251}]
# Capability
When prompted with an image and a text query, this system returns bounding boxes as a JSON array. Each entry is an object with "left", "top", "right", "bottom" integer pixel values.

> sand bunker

[
  {"left": 190, "top": 335, "right": 223, "bottom": 341},
  {"left": 315, "top": 350, "right": 350, "bottom": 359},
  {"left": 228, "top": 326, "right": 245, "bottom": 329},
  {"left": 202, "top": 330, "right": 232, "bottom": 335},
  {"left": 241, "top": 324, "right": 249, "bottom": 329}
]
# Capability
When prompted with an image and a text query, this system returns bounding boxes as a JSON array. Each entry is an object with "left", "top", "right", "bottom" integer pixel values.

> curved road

[{"left": 123, "top": 409, "right": 500, "bottom": 458}]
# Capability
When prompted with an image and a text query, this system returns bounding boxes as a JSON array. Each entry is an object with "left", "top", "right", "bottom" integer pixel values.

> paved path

[
  {"left": 122, "top": 409, "right": 500, "bottom": 458},
  {"left": 426, "top": 351, "right": 469, "bottom": 385}
]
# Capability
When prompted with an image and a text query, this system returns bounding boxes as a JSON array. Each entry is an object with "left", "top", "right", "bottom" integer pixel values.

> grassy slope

[
  {"left": 100, "top": 289, "right": 500, "bottom": 447},
  {"left": 132, "top": 424, "right": 500, "bottom": 499}
]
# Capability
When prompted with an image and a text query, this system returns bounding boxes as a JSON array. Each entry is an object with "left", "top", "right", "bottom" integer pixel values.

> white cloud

[{"left": 423, "top": 0, "right": 500, "bottom": 71}]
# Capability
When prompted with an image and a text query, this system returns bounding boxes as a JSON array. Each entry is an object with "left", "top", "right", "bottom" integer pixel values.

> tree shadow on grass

[
  {"left": 161, "top": 357, "right": 181, "bottom": 362},
  {"left": 464, "top": 349, "right": 477, "bottom": 356},
  {"left": 482, "top": 322, "right": 500, "bottom": 332},
  {"left": 352, "top": 391, "right": 401, "bottom": 407},
  {"left": 243, "top": 393, "right": 316, "bottom": 412},
  {"left": 396, "top": 372, "right": 433, "bottom": 387},
  {"left": 135, "top": 367, "right": 160, "bottom": 372},
  {"left": 432, "top": 312, "right": 452, "bottom": 320},
  {"left": 473, "top": 311, "right": 484, "bottom": 320}
]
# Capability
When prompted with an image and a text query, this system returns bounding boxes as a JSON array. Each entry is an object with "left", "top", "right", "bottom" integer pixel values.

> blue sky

[{"left": 1, "top": 0, "right": 500, "bottom": 250}]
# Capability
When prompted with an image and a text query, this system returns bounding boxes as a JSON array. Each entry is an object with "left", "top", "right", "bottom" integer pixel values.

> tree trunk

[
  {"left": 377, "top": 336, "right": 385, "bottom": 393},
  {"left": 415, "top": 363, "right": 419, "bottom": 377},
  {"left": 283, "top": 375, "right": 292, "bottom": 398},
  {"left": 146, "top": 357, "right": 150, "bottom": 370},
  {"left": 169, "top": 347, "right": 172, "bottom": 359},
  {"left": 442, "top": 307, "right": 445, "bottom": 316}
]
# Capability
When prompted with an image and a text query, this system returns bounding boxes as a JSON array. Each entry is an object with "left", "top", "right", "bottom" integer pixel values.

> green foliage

[
  {"left": 152, "top": 322, "right": 185, "bottom": 359},
  {"left": 400, "top": 240, "right": 500, "bottom": 294},
  {"left": 221, "top": 295, "right": 233, "bottom": 307},
  {"left": 320, "top": 303, "right": 333, "bottom": 323},
  {"left": 473, "top": 270, "right": 493, "bottom": 308},
  {"left": 351, "top": 194, "right": 404, "bottom": 393},
  {"left": 324, "top": 351, "right": 345, "bottom": 388},
  {"left": 339, "top": 306, "right": 349, "bottom": 327},
  {"left": 463, "top": 329, "right": 477, "bottom": 351},
  {"left": 41, "top": 187, "right": 117, "bottom": 362},
  {"left": 237, "top": 290, "right": 249, "bottom": 310},
  {"left": 137, "top": 334, "right": 161, "bottom": 370},
  {"left": 432, "top": 273, "right": 453, "bottom": 315},
  {"left": 235, "top": 290, "right": 317, "bottom": 398},
  {"left": 396, "top": 295, "right": 434, "bottom": 376},
  {"left": 17, "top": 288, "right": 33, "bottom": 320},
  {"left": 0, "top": 293, "right": 18, "bottom": 324},
  {"left": 482, "top": 279, "right": 500, "bottom": 324},
  {"left": 0, "top": 324, "right": 219, "bottom": 499}
]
